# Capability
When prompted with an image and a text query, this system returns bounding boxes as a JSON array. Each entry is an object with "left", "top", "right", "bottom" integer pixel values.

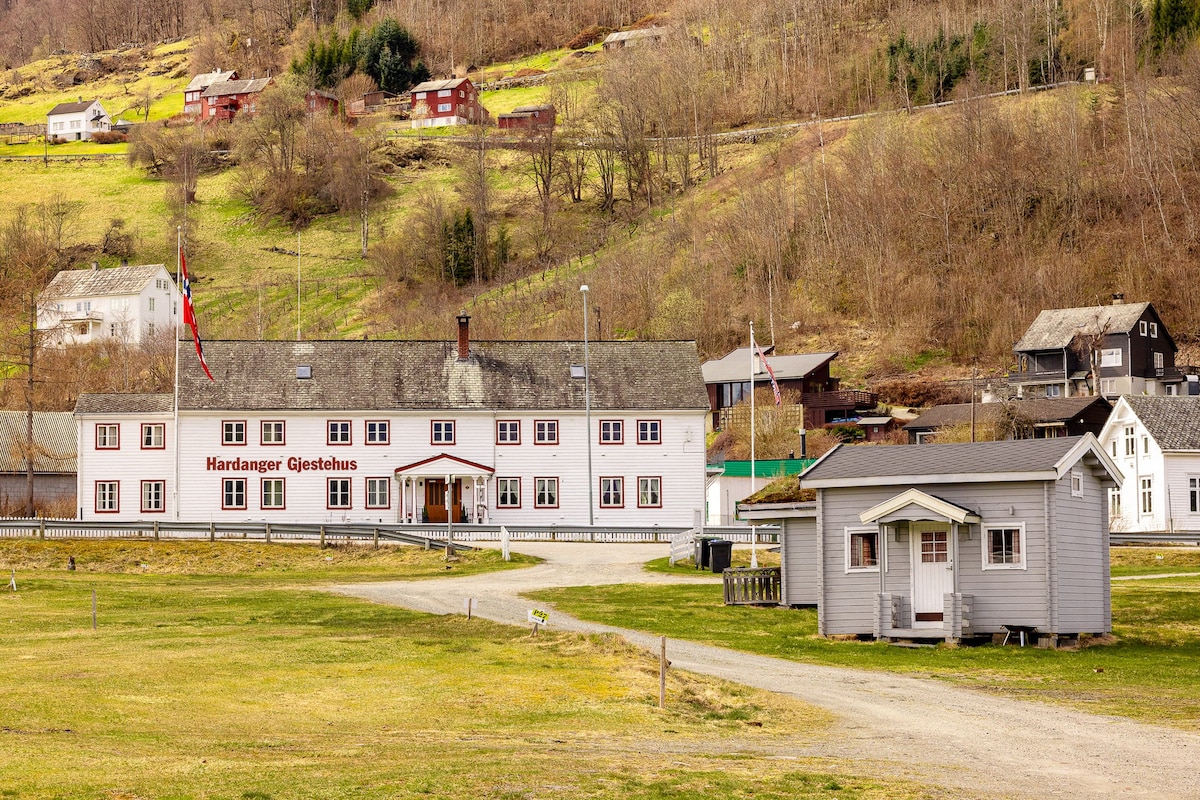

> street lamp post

[{"left": 581, "top": 285, "right": 594, "bottom": 526}]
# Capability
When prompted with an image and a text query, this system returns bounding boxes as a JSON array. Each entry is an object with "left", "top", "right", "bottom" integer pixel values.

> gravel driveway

[{"left": 332, "top": 542, "right": 1200, "bottom": 799}]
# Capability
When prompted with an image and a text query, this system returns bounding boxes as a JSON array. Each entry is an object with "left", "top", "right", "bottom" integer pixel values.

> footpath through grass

[
  {"left": 532, "top": 546, "right": 1200, "bottom": 731},
  {"left": 0, "top": 541, "right": 932, "bottom": 800}
]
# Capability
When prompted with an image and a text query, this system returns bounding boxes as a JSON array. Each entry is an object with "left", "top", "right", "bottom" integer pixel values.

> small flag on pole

[
  {"left": 754, "top": 338, "right": 782, "bottom": 406},
  {"left": 179, "top": 246, "right": 214, "bottom": 381}
]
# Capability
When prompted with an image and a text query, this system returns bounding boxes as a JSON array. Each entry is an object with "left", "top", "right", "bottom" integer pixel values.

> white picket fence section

[{"left": 669, "top": 528, "right": 696, "bottom": 565}]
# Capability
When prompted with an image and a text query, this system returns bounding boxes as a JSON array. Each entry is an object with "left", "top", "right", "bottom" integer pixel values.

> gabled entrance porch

[{"left": 394, "top": 453, "right": 494, "bottom": 524}]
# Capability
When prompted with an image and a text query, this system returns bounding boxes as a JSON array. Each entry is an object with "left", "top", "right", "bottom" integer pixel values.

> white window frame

[
  {"left": 637, "top": 420, "right": 661, "bottom": 444},
  {"left": 1100, "top": 348, "right": 1122, "bottom": 367},
  {"left": 1071, "top": 469, "right": 1083, "bottom": 497},
  {"left": 96, "top": 423, "right": 119, "bottom": 449},
  {"left": 365, "top": 477, "right": 390, "bottom": 509},
  {"left": 600, "top": 419, "right": 623, "bottom": 443},
  {"left": 1150, "top": 322, "right": 1159, "bottom": 338},
  {"left": 845, "top": 526, "right": 879, "bottom": 572},
  {"left": 328, "top": 478, "right": 352, "bottom": 509},
  {"left": 327, "top": 420, "right": 351, "bottom": 445},
  {"left": 437, "top": 103, "right": 452, "bottom": 113},
  {"left": 496, "top": 420, "right": 520, "bottom": 444},
  {"left": 262, "top": 478, "right": 285, "bottom": 509},
  {"left": 142, "top": 423, "right": 165, "bottom": 449},
  {"left": 223, "top": 477, "right": 247, "bottom": 510},
  {"left": 366, "top": 420, "right": 389, "bottom": 444},
  {"left": 222, "top": 420, "right": 246, "bottom": 445},
  {"left": 600, "top": 476, "right": 624, "bottom": 507},
  {"left": 1124, "top": 425, "right": 1136, "bottom": 457},
  {"left": 141, "top": 480, "right": 164, "bottom": 513},
  {"left": 1190, "top": 477, "right": 1200, "bottom": 514},
  {"left": 1045, "top": 384, "right": 1062, "bottom": 398},
  {"left": 982, "top": 523, "right": 1026, "bottom": 570},
  {"left": 432, "top": 420, "right": 455, "bottom": 444},
  {"left": 535, "top": 420, "right": 558, "bottom": 444},
  {"left": 1109, "top": 487, "right": 1122, "bottom": 519},
  {"left": 261, "top": 420, "right": 285, "bottom": 445},
  {"left": 96, "top": 481, "right": 119, "bottom": 512},
  {"left": 535, "top": 477, "right": 558, "bottom": 508},
  {"left": 1154, "top": 351, "right": 1164, "bottom": 370},
  {"left": 637, "top": 476, "right": 661, "bottom": 507},
  {"left": 1141, "top": 477, "right": 1153, "bottom": 515},
  {"left": 1100, "top": 378, "right": 1117, "bottom": 396}
]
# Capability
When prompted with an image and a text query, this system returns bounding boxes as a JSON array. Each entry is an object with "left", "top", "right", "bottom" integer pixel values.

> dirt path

[{"left": 332, "top": 543, "right": 1200, "bottom": 800}]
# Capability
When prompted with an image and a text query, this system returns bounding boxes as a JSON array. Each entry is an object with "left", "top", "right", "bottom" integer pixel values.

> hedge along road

[{"left": 332, "top": 542, "right": 1200, "bottom": 800}]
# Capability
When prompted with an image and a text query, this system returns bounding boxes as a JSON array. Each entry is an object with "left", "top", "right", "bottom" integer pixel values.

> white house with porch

[
  {"left": 73, "top": 316, "right": 710, "bottom": 525},
  {"left": 38, "top": 263, "right": 180, "bottom": 346},
  {"left": 46, "top": 99, "right": 110, "bottom": 141}
]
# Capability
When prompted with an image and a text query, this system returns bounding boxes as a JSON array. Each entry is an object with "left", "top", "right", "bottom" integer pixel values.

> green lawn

[
  {"left": 532, "top": 548, "right": 1200, "bottom": 731},
  {"left": 0, "top": 541, "right": 931, "bottom": 800}
]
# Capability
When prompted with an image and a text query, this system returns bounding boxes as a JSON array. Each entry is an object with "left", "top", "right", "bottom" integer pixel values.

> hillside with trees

[{"left": 5, "top": 0, "right": 1200, "bottom": 414}]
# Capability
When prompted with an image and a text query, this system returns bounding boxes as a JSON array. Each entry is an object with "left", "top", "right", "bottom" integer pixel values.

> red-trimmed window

[
  {"left": 496, "top": 420, "right": 520, "bottom": 445},
  {"left": 327, "top": 420, "right": 351, "bottom": 445},
  {"left": 497, "top": 477, "right": 521, "bottom": 508},
  {"left": 534, "top": 420, "right": 558, "bottom": 444},
  {"left": 95, "top": 481, "right": 119, "bottom": 513},
  {"left": 222, "top": 421, "right": 246, "bottom": 446},
  {"left": 600, "top": 476, "right": 624, "bottom": 508},
  {"left": 535, "top": 477, "right": 558, "bottom": 508},
  {"left": 600, "top": 420, "right": 623, "bottom": 444},
  {"left": 262, "top": 478, "right": 285, "bottom": 510},
  {"left": 96, "top": 424, "right": 119, "bottom": 450},
  {"left": 141, "top": 480, "right": 165, "bottom": 513},
  {"left": 637, "top": 420, "right": 661, "bottom": 445},
  {"left": 432, "top": 420, "right": 455, "bottom": 444},
  {"left": 141, "top": 423, "right": 165, "bottom": 449},
  {"left": 638, "top": 476, "right": 662, "bottom": 508},
  {"left": 366, "top": 477, "right": 390, "bottom": 509},
  {"left": 366, "top": 421, "right": 390, "bottom": 445},
  {"left": 261, "top": 421, "right": 285, "bottom": 445},
  {"left": 222, "top": 478, "right": 247, "bottom": 510},
  {"left": 328, "top": 478, "right": 351, "bottom": 509}
]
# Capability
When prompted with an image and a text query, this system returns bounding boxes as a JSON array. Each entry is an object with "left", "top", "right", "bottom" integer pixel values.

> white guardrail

[{"left": 0, "top": 518, "right": 777, "bottom": 546}]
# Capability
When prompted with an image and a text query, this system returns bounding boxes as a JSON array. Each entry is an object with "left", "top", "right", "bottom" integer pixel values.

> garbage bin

[
  {"left": 695, "top": 536, "right": 717, "bottom": 569},
  {"left": 709, "top": 539, "right": 733, "bottom": 573}
]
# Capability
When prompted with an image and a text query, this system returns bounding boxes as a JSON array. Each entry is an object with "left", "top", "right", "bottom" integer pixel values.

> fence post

[
  {"left": 209, "top": 522, "right": 215, "bottom": 542},
  {"left": 373, "top": 528, "right": 379, "bottom": 549},
  {"left": 38, "top": 518, "right": 45, "bottom": 541},
  {"left": 265, "top": 523, "right": 271, "bottom": 543},
  {"left": 320, "top": 526, "right": 326, "bottom": 548},
  {"left": 153, "top": 521, "right": 159, "bottom": 541}
]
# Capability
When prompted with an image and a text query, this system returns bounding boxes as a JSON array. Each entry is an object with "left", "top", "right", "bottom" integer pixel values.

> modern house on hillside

[
  {"left": 184, "top": 69, "right": 237, "bottom": 116},
  {"left": 0, "top": 411, "right": 76, "bottom": 513},
  {"left": 37, "top": 263, "right": 180, "bottom": 346},
  {"left": 1011, "top": 297, "right": 1181, "bottom": 399},
  {"left": 903, "top": 396, "right": 1112, "bottom": 443},
  {"left": 701, "top": 348, "right": 876, "bottom": 431},
  {"left": 742, "top": 436, "right": 1121, "bottom": 644},
  {"left": 409, "top": 78, "right": 488, "bottom": 128},
  {"left": 74, "top": 316, "right": 709, "bottom": 526},
  {"left": 1099, "top": 395, "right": 1200, "bottom": 534},
  {"left": 46, "top": 99, "right": 110, "bottom": 141}
]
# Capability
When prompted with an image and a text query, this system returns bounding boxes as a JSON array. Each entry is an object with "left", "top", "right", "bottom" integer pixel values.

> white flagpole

[
  {"left": 173, "top": 226, "right": 181, "bottom": 521},
  {"left": 749, "top": 321, "right": 756, "bottom": 500}
]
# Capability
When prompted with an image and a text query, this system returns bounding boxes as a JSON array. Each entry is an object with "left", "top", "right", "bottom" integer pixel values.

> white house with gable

[
  {"left": 38, "top": 264, "right": 180, "bottom": 346},
  {"left": 1099, "top": 395, "right": 1200, "bottom": 533},
  {"left": 73, "top": 315, "right": 710, "bottom": 525},
  {"left": 46, "top": 99, "right": 110, "bottom": 141}
]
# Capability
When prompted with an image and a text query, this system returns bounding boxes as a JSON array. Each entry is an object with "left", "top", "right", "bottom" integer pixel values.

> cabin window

[
  {"left": 1140, "top": 321, "right": 1148, "bottom": 336},
  {"left": 96, "top": 424, "right": 120, "bottom": 449},
  {"left": 1124, "top": 426, "right": 1136, "bottom": 457},
  {"left": 262, "top": 478, "right": 285, "bottom": 509},
  {"left": 327, "top": 420, "right": 351, "bottom": 445},
  {"left": 497, "top": 477, "right": 520, "bottom": 508},
  {"left": 496, "top": 420, "right": 520, "bottom": 444},
  {"left": 438, "top": 89, "right": 451, "bottom": 97},
  {"left": 1154, "top": 352, "right": 1164, "bottom": 370},
  {"left": 1045, "top": 384, "right": 1062, "bottom": 398},
  {"left": 1100, "top": 378, "right": 1117, "bottom": 395},
  {"left": 1141, "top": 478, "right": 1153, "bottom": 515},
  {"left": 983, "top": 524, "right": 1025, "bottom": 569},
  {"left": 1071, "top": 470, "right": 1084, "bottom": 497},
  {"left": 535, "top": 420, "right": 558, "bottom": 444},
  {"left": 1109, "top": 488, "right": 1122, "bottom": 519},
  {"left": 222, "top": 420, "right": 246, "bottom": 445},
  {"left": 366, "top": 420, "right": 389, "bottom": 444},
  {"left": 600, "top": 420, "right": 623, "bottom": 444},
  {"left": 437, "top": 103, "right": 452, "bottom": 112},
  {"left": 845, "top": 527, "right": 879, "bottom": 572},
  {"left": 637, "top": 420, "right": 661, "bottom": 444},
  {"left": 1100, "top": 348, "right": 1122, "bottom": 367},
  {"left": 432, "top": 420, "right": 455, "bottom": 444},
  {"left": 141, "top": 423, "right": 165, "bottom": 449},
  {"left": 1150, "top": 322, "right": 1159, "bottom": 337}
]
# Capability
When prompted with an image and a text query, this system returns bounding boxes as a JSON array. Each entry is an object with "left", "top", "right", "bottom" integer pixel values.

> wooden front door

[
  {"left": 911, "top": 526, "right": 953, "bottom": 627},
  {"left": 424, "top": 480, "right": 462, "bottom": 523}
]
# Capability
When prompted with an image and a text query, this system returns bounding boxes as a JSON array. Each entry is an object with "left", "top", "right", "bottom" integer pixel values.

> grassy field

[
  {"left": 0, "top": 540, "right": 935, "bottom": 800},
  {"left": 533, "top": 547, "right": 1200, "bottom": 731}
]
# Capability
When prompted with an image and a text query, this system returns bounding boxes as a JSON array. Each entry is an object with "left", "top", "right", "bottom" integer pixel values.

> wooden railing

[{"left": 722, "top": 567, "right": 781, "bottom": 605}]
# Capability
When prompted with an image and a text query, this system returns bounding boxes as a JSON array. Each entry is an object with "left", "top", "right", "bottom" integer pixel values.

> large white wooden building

[
  {"left": 38, "top": 263, "right": 180, "bottom": 346},
  {"left": 73, "top": 317, "right": 710, "bottom": 526}
]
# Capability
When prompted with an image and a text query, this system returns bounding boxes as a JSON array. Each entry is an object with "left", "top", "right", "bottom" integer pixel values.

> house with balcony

[
  {"left": 1011, "top": 298, "right": 1181, "bottom": 400},
  {"left": 701, "top": 348, "right": 877, "bottom": 431},
  {"left": 200, "top": 77, "right": 272, "bottom": 123},
  {"left": 184, "top": 69, "right": 237, "bottom": 116},
  {"left": 38, "top": 263, "right": 180, "bottom": 346}
]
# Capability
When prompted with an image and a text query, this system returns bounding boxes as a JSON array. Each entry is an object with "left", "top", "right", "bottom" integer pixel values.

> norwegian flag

[
  {"left": 179, "top": 246, "right": 214, "bottom": 381},
  {"left": 754, "top": 338, "right": 782, "bottom": 406}
]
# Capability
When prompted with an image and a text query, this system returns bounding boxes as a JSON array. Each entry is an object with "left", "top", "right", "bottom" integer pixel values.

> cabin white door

[{"left": 911, "top": 524, "right": 953, "bottom": 628}]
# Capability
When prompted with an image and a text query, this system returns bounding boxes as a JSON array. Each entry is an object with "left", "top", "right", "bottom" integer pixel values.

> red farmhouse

[
  {"left": 497, "top": 104, "right": 555, "bottom": 131},
  {"left": 409, "top": 77, "right": 489, "bottom": 129},
  {"left": 200, "top": 77, "right": 272, "bottom": 123}
]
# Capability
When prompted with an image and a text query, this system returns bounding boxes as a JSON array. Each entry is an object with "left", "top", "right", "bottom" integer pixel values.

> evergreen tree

[{"left": 358, "top": 18, "right": 430, "bottom": 95}]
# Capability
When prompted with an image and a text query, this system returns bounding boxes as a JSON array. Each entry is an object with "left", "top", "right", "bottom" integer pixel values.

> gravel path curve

[{"left": 331, "top": 543, "right": 1200, "bottom": 799}]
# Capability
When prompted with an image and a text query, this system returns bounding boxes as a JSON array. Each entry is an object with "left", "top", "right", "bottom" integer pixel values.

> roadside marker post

[
  {"left": 528, "top": 608, "right": 549, "bottom": 636},
  {"left": 464, "top": 597, "right": 474, "bottom": 620},
  {"left": 8, "top": 569, "right": 15, "bottom": 592},
  {"left": 91, "top": 589, "right": 97, "bottom": 630}
]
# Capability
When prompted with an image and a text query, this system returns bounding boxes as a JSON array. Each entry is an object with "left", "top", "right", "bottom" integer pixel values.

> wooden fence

[{"left": 722, "top": 567, "right": 782, "bottom": 605}]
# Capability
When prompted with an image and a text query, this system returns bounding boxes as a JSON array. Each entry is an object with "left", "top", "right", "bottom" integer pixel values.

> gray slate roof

[
  {"left": 185, "top": 69, "right": 237, "bottom": 92},
  {"left": 42, "top": 264, "right": 166, "bottom": 300},
  {"left": 702, "top": 348, "right": 836, "bottom": 384},
  {"left": 47, "top": 100, "right": 99, "bottom": 116},
  {"left": 177, "top": 339, "right": 708, "bottom": 412},
  {"left": 1124, "top": 396, "right": 1200, "bottom": 451},
  {"left": 202, "top": 78, "right": 271, "bottom": 98},
  {"left": 0, "top": 412, "right": 76, "bottom": 474},
  {"left": 802, "top": 436, "right": 1095, "bottom": 486},
  {"left": 603, "top": 28, "right": 668, "bottom": 43},
  {"left": 74, "top": 393, "right": 174, "bottom": 415},
  {"left": 410, "top": 78, "right": 472, "bottom": 93},
  {"left": 904, "top": 396, "right": 1111, "bottom": 431},
  {"left": 1014, "top": 302, "right": 1152, "bottom": 351}
]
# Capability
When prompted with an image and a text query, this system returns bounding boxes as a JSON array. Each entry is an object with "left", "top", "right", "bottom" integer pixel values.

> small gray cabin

[{"left": 748, "top": 436, "right": 1121, "bottom": 643}]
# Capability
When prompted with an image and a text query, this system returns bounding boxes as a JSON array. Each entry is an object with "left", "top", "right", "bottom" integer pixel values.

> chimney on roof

[
  {"left": 90, "top": 261, "right": 98, "bottom": 270},
  {"left": 456, "top": 312, "right": 471, "bottom": 361},
  {"left": 1112, "top": 292, "right": 1125, "bottom": 305}
]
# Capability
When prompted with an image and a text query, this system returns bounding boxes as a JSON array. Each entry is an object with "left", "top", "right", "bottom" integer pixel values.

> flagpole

[
  {"left": 173, "top": 226, "right": 181, "bottom": 521},
  {"left": 749, "top": 321, "right": 755, "bottom": 499}
]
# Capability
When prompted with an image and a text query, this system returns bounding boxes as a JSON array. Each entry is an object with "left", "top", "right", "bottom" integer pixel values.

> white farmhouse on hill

[
  {"left": 38, "top": 263, "right": 180, "bottom": 346},
  {"left": 46, "top": 99, "right": 110, "bottom": 141}
]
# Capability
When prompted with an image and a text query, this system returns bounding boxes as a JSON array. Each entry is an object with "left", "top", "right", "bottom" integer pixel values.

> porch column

[{"left": 397, "top": 476, "right": 404, "bottom": 523}]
